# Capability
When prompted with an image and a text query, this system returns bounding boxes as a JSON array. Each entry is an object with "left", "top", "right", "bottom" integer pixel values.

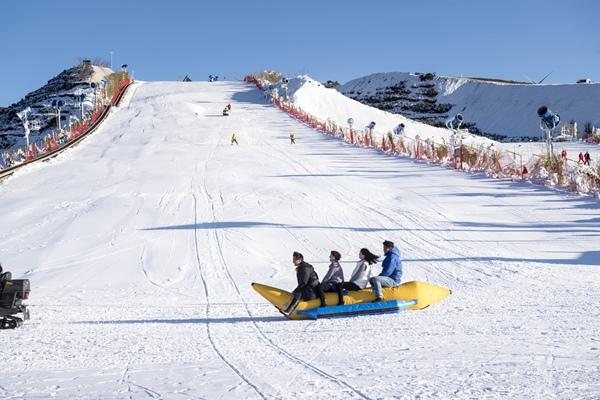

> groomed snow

[{"left": 1, "top": 81, "right": 599, "bottom": 399}]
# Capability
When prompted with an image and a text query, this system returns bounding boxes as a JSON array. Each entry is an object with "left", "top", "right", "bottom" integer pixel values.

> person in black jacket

[{"left": 282, "top": 252, "right": 326, "bottom": 316}]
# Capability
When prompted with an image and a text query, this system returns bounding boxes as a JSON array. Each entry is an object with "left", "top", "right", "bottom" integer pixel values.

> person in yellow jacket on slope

[{"left": 230, "top": 133, "right": 238, "bottom": 145}]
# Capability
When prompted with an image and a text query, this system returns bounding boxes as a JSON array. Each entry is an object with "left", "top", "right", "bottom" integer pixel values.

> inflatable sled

[{"left": 252, "top": 280, "right": 451, "bottom": 320}]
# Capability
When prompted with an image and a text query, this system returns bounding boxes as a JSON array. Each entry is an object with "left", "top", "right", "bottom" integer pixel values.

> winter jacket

[
  {"left": 379, "top": 247, "right": 402, "bottom": 284},
  {"left": 321, "top": 261, "right": 344, "bottom": 286},
  {"left": 293, "top": 261, "right": 321, "bottom": 300},
  {"left": 348, "top": 260, "right": 372, "bottom": 289}
]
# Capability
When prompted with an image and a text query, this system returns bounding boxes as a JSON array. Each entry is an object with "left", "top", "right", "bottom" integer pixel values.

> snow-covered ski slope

[{"left": 1, "top": 81, "right": 599, "bottom": 399}]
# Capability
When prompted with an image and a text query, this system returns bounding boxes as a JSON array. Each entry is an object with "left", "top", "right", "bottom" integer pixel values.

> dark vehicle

[{"left": 0, "top": 265, "right": 30, "bottom": 329}]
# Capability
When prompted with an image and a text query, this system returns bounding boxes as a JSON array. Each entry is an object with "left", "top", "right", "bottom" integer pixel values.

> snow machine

[
  {"left": 252, "top": 280, "right": 451, "bottom": 320},
  {"left": 0, "top": 269, "right": 30, "bottom": 329}
]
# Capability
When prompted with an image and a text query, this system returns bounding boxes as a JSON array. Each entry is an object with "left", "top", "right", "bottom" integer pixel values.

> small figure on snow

[
  {"left": 290, "top": 132, "right": 296, "bottom": 144},
  {"left": 230, "top": 133, "right": 238, "bottom": 145},
  {"left": 584, "top": 151, "right": 591, "bottom": 166},
  {"left": 578, "top": 152, "right": 585, "bottom": 164}
]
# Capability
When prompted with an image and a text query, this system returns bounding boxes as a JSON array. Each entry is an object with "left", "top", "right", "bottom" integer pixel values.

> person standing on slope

[
  {"left": 283, "top": 252, "right": 326, "bottom": 316},
  {"left": 230, "top": 133, "right": 238, "bottom": 145},
  {"left": 319, "top": 251, "right": 344, "bottom": 305},
  {"left": 290, "top": 132, "right": 296, "bottom": 144},
  {"left": 369, "top": 240, "right": 402, "bottom": 301},
  {"left": 336, "top": 248, "right": 378, "bottom": 305}
]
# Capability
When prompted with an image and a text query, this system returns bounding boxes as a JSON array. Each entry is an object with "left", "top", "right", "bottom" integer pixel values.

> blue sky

[{"left": 1, "top": 0, "right": 598, "bottom": 105}]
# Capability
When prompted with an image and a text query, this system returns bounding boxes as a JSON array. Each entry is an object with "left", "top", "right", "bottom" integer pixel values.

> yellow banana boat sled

[{"left": 252, "top": 281, "right": 451, "bottom": 320}]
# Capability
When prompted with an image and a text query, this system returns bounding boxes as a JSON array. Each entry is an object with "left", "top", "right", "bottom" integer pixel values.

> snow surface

[
  {"left": 339, "top": 72, "right": 600, "bottom": 140},
  {"left": 1, "top": 81, "right": 600, "bottom": 399},
  {"left": 273, "top": 76, "right": 497, "bottom": 149}
]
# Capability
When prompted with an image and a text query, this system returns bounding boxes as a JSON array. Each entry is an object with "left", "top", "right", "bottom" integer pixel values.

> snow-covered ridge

[
  {"left": 339, "top": 72, "right": 600, "bottom": 141},
  {"left": 270, "top": 75, "right": 497, "bottom": 149},
  {"left": 0, "top": 63, "right": 113, "bottom": 151}
]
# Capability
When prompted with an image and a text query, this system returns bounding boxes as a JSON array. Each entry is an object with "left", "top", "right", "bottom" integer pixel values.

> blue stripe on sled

[{"left": 297, "top": 299, "right": 418, "bottom": 320}]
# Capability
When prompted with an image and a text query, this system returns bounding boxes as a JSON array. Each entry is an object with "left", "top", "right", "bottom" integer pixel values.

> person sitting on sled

[
  {"left": 319, "top": 251, "right": 344, "bottom": 305},
  {"left": 369, "top": 240, "right": 402, "bottom": 302},
  {"left": 335, "top": 248, "right": 378, "bottom": 304},
  {"left": 283, "top": 252, "right": 326, "bottom": 316}
]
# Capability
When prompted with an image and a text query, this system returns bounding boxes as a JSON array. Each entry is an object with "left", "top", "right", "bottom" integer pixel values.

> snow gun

[
  {"left": 446, "top": 113, "right": 464, "bottom": 130},
  {"left": 537, "top": 106, "right": 560, "bottom": 131},
  {"left": 252, "top": 281, "right": 451, "bottom": 320}
]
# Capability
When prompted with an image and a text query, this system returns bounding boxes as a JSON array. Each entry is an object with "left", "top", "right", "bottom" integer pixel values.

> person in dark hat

[
  {"left": 282, "top": 252, "right": 325, "bottom": 316},
  {"left": 369, "top": 240, "right": 403, "bottom": 301}
]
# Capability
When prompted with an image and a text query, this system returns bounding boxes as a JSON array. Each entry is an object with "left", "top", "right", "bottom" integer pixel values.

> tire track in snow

[
  {"left": 191, "top": 190, "right": 268, "bottom": 400},
  {"left": 201, "top": 138, "right": 371, "bottom": 399},
  {"left": 202, "top": 187, "right": 371, "bottom": 400}
]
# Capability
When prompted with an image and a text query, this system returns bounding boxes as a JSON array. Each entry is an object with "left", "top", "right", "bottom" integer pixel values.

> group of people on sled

[{"left": 282, "top": 240, "right": 402, "bottom": 316}]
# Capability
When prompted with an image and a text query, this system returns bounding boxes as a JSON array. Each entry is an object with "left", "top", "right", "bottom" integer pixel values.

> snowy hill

[
  {"left": 1, "top": 81, "right": 599, "bottom": 398},
  {"left": 0, "top": 61, "right": 112, "bottom": 150},
  {"left": 339, "top": 72, "right": 600, "bottom": 141},
  {"left": 270, "top": 75, "right": 497, "bottom": 148}
]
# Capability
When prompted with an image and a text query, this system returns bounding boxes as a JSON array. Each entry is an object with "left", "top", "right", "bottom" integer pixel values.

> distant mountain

[
  {"left": 339, "top": 72, "right": 600, "bottom": 141},
  {"left": 0, "top": 61, "right": 112, "bottom": 150}
]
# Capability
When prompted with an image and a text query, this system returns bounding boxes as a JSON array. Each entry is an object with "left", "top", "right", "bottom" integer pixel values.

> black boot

[
  {"left": 316, "top": 285, "right": 327, "bottom": 307},
  {"left": 336, "top": 283, "right": 345, "bottom": 306},
  {"left": 283, "top": 295, "right": 301, "bottom": 315}
]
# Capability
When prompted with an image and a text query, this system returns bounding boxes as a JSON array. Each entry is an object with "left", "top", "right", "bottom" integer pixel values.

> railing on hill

[
  {"left": 244, "top": 75, "right": 600, "bottom": 195},
  {"left": 0, "top": 78, "right": 134, "bottom": 180}
]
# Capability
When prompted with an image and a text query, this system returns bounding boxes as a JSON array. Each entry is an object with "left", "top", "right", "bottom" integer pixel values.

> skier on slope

[
  {"left": 282, "top": 252, "right": 326, "bottom": 316},
  {"left": 290, "top": 132, "right": 296, "bottom": 144},
  {"left": 230, "top": 133, "right": 238, "bottom": 145}
]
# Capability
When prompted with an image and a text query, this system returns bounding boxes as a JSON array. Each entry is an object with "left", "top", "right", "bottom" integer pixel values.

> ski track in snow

[{"left": 0, "top": 81, "right": 599, "bottom": 399}]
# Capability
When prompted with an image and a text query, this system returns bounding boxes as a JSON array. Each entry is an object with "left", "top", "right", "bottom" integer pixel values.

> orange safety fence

[
  {"left": 245, "top": 75, "right": 600, "bottom": 195},
  {"left": 1, "top": 78, "right": 134, "bottom": 176}
]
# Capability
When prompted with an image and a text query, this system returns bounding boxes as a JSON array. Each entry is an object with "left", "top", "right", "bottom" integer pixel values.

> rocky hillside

[
  {"left": 339, "top": 72, "right": 600, "bottom": 141},
  {"left": 0, "top": 62, "right": 112, "bottom": 150}
]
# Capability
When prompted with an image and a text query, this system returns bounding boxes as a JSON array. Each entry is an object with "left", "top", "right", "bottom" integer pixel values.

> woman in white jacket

[{"left": 336, "top": 248, "right": 379, "bottom": 305}]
